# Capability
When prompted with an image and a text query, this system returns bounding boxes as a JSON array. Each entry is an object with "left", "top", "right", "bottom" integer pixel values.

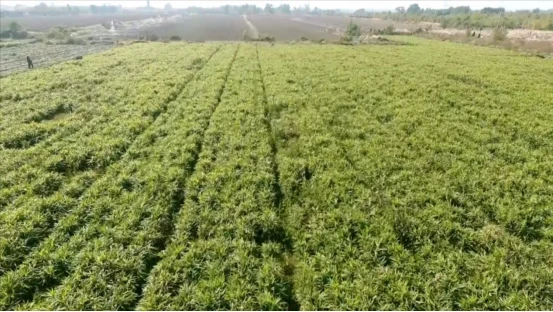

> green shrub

[
  {"left": 346, "top": 21, "right": 361, "bottom": 37},
  {"left": 493, "top": 27, "right": 508, "bottom": 41},
  {"left": 65, "top": 37, "right": 85, "bottom": 45}
]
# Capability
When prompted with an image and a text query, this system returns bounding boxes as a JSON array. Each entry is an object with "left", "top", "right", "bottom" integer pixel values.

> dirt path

[{"left": 243, "top": 14, "right": 259, "bottom": 39}]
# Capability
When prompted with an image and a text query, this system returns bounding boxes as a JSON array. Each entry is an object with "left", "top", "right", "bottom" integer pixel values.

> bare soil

[
  {"left": 247, "top": 15, "right": 340, "bottom": 41},
  {"left": 0, "top": 13, "right": 159, "bottom": 32},
  {"left": 143, "top": 14, "right": 246, "bottom": 41}
]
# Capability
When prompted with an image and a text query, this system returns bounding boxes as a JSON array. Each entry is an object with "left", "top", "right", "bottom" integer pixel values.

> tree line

[
  {"left": 0, "top": 2, "right": 122, "bottom": 17},
  {"left": 354, "top": 4, "right": 553, "bottom": 31}
]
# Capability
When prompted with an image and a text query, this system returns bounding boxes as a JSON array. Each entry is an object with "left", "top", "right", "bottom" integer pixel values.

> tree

[
  {"left": 346, "top": 20, "right": 361, "bottom": 37},
  {"left": 407, "top": 4, "right": 421, "bottom": 14},
  {"left": 353, "top": 8, "right": 366, "bottom": 16},
  {"left": 532, "top": 8, "right": 540, "bottom": 14},
  {"left": 395, "top": 6, "right": 405, "bottom": 13},
  {"left": 481, "top": 7, "right": 505, "bottom": 14},
  {"left": 36, "top": 2, "right": 48, "bottom": 15},
  {"left": 277, "top": 4, "right": 291, "bottom": 14},
  {"left": 8, "top": 21, "right": 22, "bottom": 33},
  {"left": 264, "top": 3, "right": 274, "bottom": 14},
  {"left": 164, "top": 3, "right": 173, "bottom": 10}
]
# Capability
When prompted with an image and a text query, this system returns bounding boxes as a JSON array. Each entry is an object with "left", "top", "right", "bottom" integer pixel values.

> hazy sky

[{"left": 1, "top": 1, "right": 552, "bottom": 11}]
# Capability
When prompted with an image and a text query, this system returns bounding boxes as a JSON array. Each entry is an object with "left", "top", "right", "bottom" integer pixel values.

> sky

[{"left": 1, "top": 0, "right": 552, "bottom": 11}]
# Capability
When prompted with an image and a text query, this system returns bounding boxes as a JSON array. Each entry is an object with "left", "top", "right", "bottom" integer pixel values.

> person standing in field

[{"left": 26, "top": 56, "right": 33, "bottom": 69}]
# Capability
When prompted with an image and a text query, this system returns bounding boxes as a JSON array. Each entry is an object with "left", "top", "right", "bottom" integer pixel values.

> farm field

[
  {"left": 247, "top": 15, "right": 340, "bottom": 41},
  {"left": 0, "top": 38, "right": 552, "bottom": 310},
  {"left": 0, "top": 13, "right": 159, "bottom": 31},
  {"left": 0, "top": 42, "right": 112, "bottom": 76},
  {"left": 139, "top": 14, "right": 247, "bottom": 41},
  {"left": 293, "top": 15, "right": 431, "bottom": 33}
]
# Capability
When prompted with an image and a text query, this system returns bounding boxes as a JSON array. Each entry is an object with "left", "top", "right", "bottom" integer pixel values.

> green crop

[{"left": 0, "top": 38, "right": 552, "bottom": 310}]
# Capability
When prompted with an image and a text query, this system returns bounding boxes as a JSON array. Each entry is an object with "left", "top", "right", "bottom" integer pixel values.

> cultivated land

[
  {"left": 0, "top": 13, "right": 159, "bottom": 31},
  {"left": 0, "top": 38, "right": 552, "bottom": 310},
  {"left": 247, "top": 15, "right": 341, "bottom": 41},
  {"left": 145, "top": 14, "right": 247, "bottom": 41}
]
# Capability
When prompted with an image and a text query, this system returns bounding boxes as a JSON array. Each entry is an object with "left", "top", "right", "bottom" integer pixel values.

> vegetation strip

[
  {"left": 128, "top": 43, "right": 241, "bottom": 310},
  {"left": 0, "top": 45, "right": 221, "bottom": 278},
  {"left": 0, "top": 44, "right": 225, "bottom": 309},
  {"left": 137, "top": 44, "right": 295, "bottom": 310},
  {"left": 0, "top": 38, "right": 552, "bottom": 310},
  {"left": 256, "top": 43, "right": 553, "bottom": 310},
  {"left": 0, "top": 44, "right": 211, "bottom": 211},
  {"left": 255, "top": 43, "right": 299, "bottom": 310}
]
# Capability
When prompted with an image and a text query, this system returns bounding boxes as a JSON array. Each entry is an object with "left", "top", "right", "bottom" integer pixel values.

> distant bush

[
  {"left": 148, "top": 34, "right": 159, "bottom": 42},
  {"left": 0, "top": 42, "right": 20, "bottom": 48},
  {"left": 346, "top": 21, "right": 361, "bottom": 37},
  {"left": 374, "top": 25, "right": 396, "bottom": 36},
  {"left": 0, "top": 28, "right": 28, "bottom": 39},
  {"left": 257, "top": 35, "right": 275, "bottom": 42},
  {"left": 65, "top": 37, "right": 86, "bottom": 45},
  {"left": 0, "top": 30, "right": 11, "bottom": 38},
  {"left": 493, "top": 27, "right": 508, "bottom": 41},
  {"left": 8, "top": 21, "right": 22, "bottom": 33},
  {"left": 247, "top": 33, "right": 275, "bottom": 42},
  {"left": 46, "top": 29, "right": 61, "bottom": 39},
  {"left": 339, "top": 36, "right": 354, "bottom": 45},
  {"left": 169, "top": 35, "right": 181, "bottom": 41},
  {"left": 11, "top": 31, "right": 28, "bottom": 39}
]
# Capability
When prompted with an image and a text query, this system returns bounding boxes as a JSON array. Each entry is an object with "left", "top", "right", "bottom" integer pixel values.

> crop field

[
  {"left": 144, "top": 14, "right": 246, "bottom": 41},
  {"left": 247, "top": 15, "right": 340, "bottom": 41},
  {"left": 0, "top": 38, "right": 552, "bottom": 310},
  {"left": 295, "top": 16, "right": 431, "bottom": 32},
  {"left": 0, "top": 13, "right": 158, "bottom": 32},
  {"left": 0, "top": 43, "right": 112, "bottom": 76}
]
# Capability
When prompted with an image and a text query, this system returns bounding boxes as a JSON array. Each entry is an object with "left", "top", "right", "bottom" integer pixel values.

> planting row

[
  {"left": 0, "top": 44, "right": 239, "bottom": 310},
  {"left": 0, "top": 44, "right": 221, "bottom": 278},
  {"left": 138, "top": 45, "right": 293, "bottom": 310},
  {"left": 257, "top": 42, "right": 553, "bottom": 310}
]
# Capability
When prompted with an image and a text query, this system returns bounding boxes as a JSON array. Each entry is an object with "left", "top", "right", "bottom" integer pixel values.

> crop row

[
  {"left": 0, "top": 44, "right": 220, "bottom": 276},
  {"left": 0, "top": 39, "right": 552, "bottom": 310},
  {"left": 257, "top": 42, "right": 553, "bottom": 310},
  {"left": 0, "top": 44, "right": 212, "bottom": 154},
  {"left": 0, "top": 44, "right": 215, "bottom": 196},
  {"left": 0, "top": 44, "right": 239, "bottom": 310},
  {"left": 137, "top": 45, "right": 294, "bottom": 310}
]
